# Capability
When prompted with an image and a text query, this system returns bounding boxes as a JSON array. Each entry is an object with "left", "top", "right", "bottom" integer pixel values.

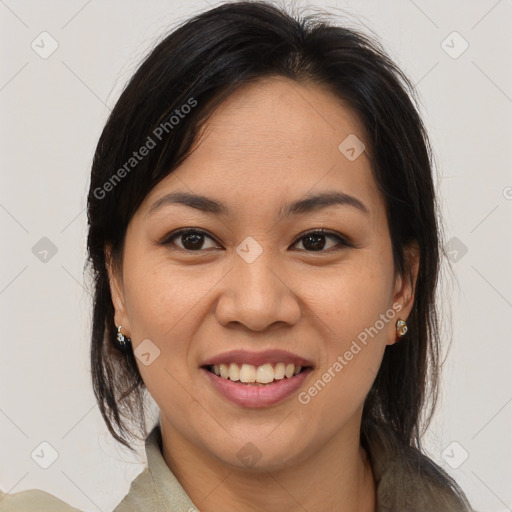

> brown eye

[
  {"left": 160, "top": 228, "right": 350, "bottom": 253},
  {"left": 162, "top": 229, "right": 220, "bottom": 251},
  {"left": 292, "top": 230, "right": 349, "bottom": 252}
]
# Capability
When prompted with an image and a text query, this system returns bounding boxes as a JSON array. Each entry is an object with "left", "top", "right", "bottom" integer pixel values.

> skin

[{"left": 107, "top": 76, "right": 419, "bottom": 512}]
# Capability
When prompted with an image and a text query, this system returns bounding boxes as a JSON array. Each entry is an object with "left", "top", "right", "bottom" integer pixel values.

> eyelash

[{"left": 159, "top": 228, "right": 351, "bottom": 253}]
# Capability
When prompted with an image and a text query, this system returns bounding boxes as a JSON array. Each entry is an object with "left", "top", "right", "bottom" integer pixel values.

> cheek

[
  {"left": 120, "top": 256, "right": 233, "bottom": 447},
  {"left": 123, "top": 255, "right": 210, "bottom": 338},
  {"left": 306, "top": 249, "right": 395, "bottom": 340},
  {"left": 121, "top": 256, "right": 220, "bottom": 385},
  {"left": 300, "top": 251, "right": 394, "bottom": 407}
]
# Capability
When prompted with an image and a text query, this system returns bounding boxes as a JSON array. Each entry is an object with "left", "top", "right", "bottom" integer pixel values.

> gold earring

[
  {"left": 396, "top": 318, "right": 408, "bottom": 337},
  {"left": 116, "top": 325, "right": 132, "bottom": 351}
]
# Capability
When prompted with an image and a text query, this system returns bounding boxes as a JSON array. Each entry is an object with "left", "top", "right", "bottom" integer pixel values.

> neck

[{"left": 160, "top": 417, "right": 376, "bottom": 512}]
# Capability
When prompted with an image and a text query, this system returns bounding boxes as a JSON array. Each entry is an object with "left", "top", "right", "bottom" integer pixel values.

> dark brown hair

[{"left": 86, "top": 1, "right": 469, "bottom": 507}]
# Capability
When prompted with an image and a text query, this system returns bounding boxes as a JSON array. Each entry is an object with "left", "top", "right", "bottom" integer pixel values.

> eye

[
  {"left": 291, "top": 229, "right": 350, "bottom": 252},
  {"left": 160, "top": 228, "right": 350, "bottom": 253},
  {"left": 161, "top": 229, "right": 220, "bottom": 251}
]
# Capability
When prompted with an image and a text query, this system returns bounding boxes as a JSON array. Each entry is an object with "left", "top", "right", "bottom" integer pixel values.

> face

[{"left": 108, "top": 76, "right": 417, "bottom": 471}]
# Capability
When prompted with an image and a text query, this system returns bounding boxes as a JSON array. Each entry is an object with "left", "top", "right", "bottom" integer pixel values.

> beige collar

[{"left": 113, "top": 423, "right": 471, "bottom": 511}]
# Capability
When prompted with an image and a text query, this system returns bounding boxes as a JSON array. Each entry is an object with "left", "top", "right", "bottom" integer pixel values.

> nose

[{"left": 214, "top": 248, "right": 301, "bottom": 332}]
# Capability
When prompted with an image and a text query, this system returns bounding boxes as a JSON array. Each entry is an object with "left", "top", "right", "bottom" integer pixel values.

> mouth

[
  {"left": 199, "top": 350, "right": 314, "bottom": 407},
  {"left": 202, "top": 362, "right": 312, "bottom": 386}
]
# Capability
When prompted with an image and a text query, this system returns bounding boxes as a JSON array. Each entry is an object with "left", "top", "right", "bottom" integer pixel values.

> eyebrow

[{"left": 147, "top": 190, "right": 369, "bottom": 219}]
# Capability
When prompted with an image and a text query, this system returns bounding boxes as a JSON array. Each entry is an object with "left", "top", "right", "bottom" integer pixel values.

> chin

[{"left": 204, "top": 430, "right": 313, "bottom": 473}]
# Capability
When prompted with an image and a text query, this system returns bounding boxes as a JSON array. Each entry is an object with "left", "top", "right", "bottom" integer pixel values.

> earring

[
  {"left": 396, "top": 318, "right": 408, "bottom": 338},
  {"left": 116, "top": 325, "right": 132, "bottom": 351}
]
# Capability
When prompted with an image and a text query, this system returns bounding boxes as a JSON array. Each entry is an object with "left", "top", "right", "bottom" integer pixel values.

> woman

[{"left": 0, "top": 1, "right": 473, "bottom": 510}]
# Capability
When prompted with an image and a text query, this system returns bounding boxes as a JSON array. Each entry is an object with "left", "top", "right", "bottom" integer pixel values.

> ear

[
  {"left": 386, "top": 241, "right": 420, "bottom": 346},
  {"left": 105, "top": 244, "right": 131, "bottom": 336}
]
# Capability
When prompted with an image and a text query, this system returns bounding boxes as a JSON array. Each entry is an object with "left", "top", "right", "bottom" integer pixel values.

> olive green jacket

[{"left": 0, "top": 423, "right": 473, "bottom": 511}]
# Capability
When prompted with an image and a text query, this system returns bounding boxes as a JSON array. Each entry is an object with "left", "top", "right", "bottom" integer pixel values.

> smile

[
  {"left": 201, "top": 366, "right": 313, "bottom": 408},
  {"left": 206, "top": 362, "right": 306, "bottom": 385},
  {"left": 200, "top": 349, "right": 314, "bottom": 407}
]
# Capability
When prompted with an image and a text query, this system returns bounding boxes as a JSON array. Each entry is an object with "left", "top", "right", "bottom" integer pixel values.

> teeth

[
  {"left": 240, "top": 364, "right": 256, "bottom": 382},
  {"left": 228, "top": 363, "right": 240, "bottom": 381},
  {"left": 274, "top": 362, "right": 285, "bottom": 380},
  {"left": 256, "top": 363, "right": 274, "bottom": 383},
  {"left": 219, "top": 363, "right": 229, "bottom": 379},
  {"left": 210, "top": 362, "right": 304, "bottom": 384}
]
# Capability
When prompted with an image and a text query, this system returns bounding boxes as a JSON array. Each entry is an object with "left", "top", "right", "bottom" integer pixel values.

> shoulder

[{"left": 0, "top": 489, "right": 83, "bottom": 512}]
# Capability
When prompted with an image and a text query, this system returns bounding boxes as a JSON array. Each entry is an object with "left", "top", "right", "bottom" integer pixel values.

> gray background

[{"left": 1, "top": 0, "right": 511, "bottom": 511}]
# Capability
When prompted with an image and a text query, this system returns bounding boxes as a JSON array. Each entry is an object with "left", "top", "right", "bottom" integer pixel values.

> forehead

[
  {"left": 140, "top": 76, "right": 383, "bottom": 222},
  {"left": 193, "top": 76, "right": 369, "bottom": 168}
]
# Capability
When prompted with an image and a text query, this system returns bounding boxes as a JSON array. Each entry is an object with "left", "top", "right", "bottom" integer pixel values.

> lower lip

[{"left": 201, "top": 367, "right": 312, "bottom": 408}]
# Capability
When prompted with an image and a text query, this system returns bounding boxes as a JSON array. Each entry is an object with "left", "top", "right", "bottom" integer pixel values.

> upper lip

[{"left": 200, "top": 349, "right": 314, "bottom": 368}]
